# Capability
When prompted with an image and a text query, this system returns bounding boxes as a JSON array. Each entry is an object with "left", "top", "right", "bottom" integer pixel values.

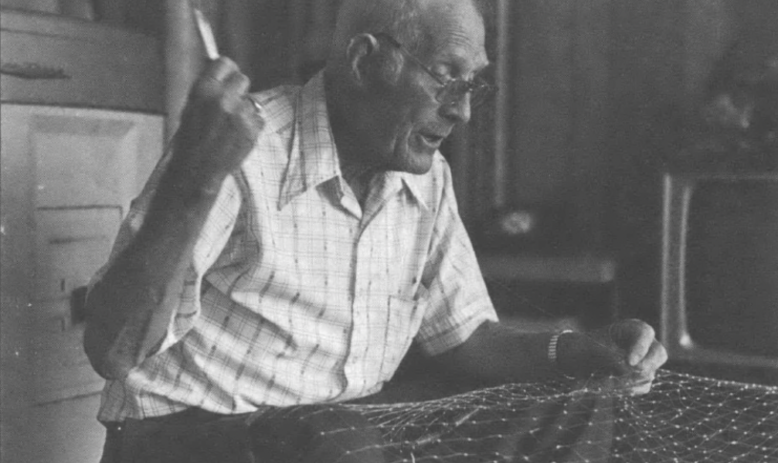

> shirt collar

[
  {"left": 278, "top": 72, "right": 342, "bottom": 210},
  {"left": 278, "top": 72, "right": 430, "bottom": 212},
  {"left": 388, "top": 170, "right": 430, "bottom": 212}
]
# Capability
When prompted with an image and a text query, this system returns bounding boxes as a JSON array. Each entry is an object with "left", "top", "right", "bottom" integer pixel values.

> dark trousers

[
  {"left": 100, "top": 405, "right": 385, "bottom": 463},
  {"left": 99, "top": 380, "right": 614, "bottom": 463}
]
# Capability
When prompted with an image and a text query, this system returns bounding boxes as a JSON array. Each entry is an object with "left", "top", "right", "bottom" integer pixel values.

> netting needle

[{"left": 192, "top": 3, "right": 264, "bottom": 114}]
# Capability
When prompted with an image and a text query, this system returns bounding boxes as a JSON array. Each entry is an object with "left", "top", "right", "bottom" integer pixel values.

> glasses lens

[
  {"left": 471, "top": 79, "right": 494, "bottom": 107},
  {"left": 438, "top": 78, "right": 494, "bottom": 108}
]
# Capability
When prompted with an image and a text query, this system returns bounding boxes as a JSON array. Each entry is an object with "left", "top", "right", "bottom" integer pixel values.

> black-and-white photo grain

[{"left": 1, "top": 1, "right": 776, "bottom": 462}]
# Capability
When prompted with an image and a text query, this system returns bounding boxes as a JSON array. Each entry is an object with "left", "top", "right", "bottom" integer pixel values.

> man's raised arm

[{"left": 84, "top": 58, "right": 263, "bottom": 379}]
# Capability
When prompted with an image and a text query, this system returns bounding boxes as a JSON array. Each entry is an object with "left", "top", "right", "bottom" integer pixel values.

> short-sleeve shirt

[{"left": 93, "top": 72, "right": 498, "bottom": 423}]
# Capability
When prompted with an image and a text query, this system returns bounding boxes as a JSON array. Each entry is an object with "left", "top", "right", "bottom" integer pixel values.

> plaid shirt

[{"left": 93, "top": 73, "right": 497, "bottom": 422}]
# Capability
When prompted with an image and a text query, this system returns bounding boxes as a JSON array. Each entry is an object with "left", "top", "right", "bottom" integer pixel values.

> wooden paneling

[
  {"left": 683, "top": 0, "right": 736, "bottom": 109},
  {"left": 465, "top": 0, "right": 613, "bottom": 247},
  {"left": 509, "top": 0, "right": 576, "bottom": 206},
  {"left": 1, "top": 104, "right": 163, "bottom": 402},
  {"left": 569, "top": 0, "right": 610, "bottom": 246},
  {"left": 608, "top": 0, "right": 691, "bottom": 323}
]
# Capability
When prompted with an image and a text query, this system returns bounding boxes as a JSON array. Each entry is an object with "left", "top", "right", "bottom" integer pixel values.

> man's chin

[{"left": 402, "top": 151, "right": 435, "bottom": 175}]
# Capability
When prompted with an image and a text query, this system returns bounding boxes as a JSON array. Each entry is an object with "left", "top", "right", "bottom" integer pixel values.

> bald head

[{"left": 328, "top": 0, "right": 487, "bottom": 61}]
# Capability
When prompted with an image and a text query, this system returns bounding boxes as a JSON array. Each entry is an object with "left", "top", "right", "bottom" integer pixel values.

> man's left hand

[{"left": 557, "top": 319, "right": 668, "bottom": 395}]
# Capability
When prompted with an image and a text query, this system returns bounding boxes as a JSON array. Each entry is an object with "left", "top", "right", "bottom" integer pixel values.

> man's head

[{"left": 324, "top": 0, "right": 490, "bottom": 175}]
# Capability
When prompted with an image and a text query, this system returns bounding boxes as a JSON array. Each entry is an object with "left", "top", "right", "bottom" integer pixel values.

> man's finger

[
  {"left": 222, "top": 71, "right": 251, "bottom": 102},
  {"left": 203, "top": 57, "right": 239, "bottom": 84},
  {"left": 191, "top": 58, "right": 242, "bottom": 100},
  {"left": 627, "top": 376, "right": 654, "bottom": 396},
  {"left": 636, "top": 339, "right": 668, "bottom": 373},
  {"left": 616, "top": 320, "right": 656, "bottom": 367}
]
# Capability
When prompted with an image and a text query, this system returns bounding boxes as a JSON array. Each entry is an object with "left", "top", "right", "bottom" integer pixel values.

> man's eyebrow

[
  {"left": 474, "top": 60, "right": 491, "bottom": 74},
  {"left": 436, "top": 52, "right": 490, "bottom": 78}
]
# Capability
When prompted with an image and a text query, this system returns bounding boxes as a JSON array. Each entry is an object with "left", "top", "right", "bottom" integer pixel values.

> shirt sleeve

[
  {"left": 414, "top": 159, "right": 499, "bottom": 357},
  {"left": 87, "top": 146, "right": 243, "bottom": 355}
]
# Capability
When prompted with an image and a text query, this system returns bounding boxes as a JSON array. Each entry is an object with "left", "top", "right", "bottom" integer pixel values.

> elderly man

[{"left": 85, "top": 0, "right": 667, "bottom": 461}]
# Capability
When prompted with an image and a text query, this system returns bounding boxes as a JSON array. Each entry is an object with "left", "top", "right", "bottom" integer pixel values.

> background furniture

[
  {"left": 0, "top": 9, "right": 164, "bottom": 462},
  {"left": 660, "top": 169, "right": 778, "bottom": 385}
]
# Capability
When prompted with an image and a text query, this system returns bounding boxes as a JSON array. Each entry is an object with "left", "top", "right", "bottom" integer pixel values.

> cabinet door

[{"left": 0, "top": 104, "right": 163, "bottom": 403}]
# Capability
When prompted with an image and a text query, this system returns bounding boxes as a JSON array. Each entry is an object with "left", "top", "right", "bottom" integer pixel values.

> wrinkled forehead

[{"left": 418, "top": 0, "right": 489, "bottom": 68}]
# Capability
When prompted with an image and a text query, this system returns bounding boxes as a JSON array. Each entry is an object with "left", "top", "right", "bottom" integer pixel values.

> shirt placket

[
  {"left": 342, "top": 232, "right": 372, "bottom": 395},
  {"left": 340, "top": 181, "right": 399, "bottom": 397}
]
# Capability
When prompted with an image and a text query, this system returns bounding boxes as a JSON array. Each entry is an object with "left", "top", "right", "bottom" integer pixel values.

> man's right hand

[{"left": 170, "top": 57, "right": 265, "bottom": 192}]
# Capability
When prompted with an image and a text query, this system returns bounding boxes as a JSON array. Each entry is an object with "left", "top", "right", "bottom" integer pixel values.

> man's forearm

[
  {"left": 84, "top": 168, "right": 225, "bottom": 380},
  {"left": 431, "top": 319, "right": 666, "bottom": 394},
  {"left": 84, "top": 58, "right": 265, "bottom": 379},
  {"left": 431, "top": 321, "right": 564, "bottom": 385}
]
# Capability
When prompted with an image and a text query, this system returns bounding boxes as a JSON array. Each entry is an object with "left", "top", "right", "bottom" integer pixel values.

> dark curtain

[
  {"left": 204, "top": 0, "right": 339, "bottom": 91},
  {"left": 100, "top": 0, "right": 338, "bottom": 133}
]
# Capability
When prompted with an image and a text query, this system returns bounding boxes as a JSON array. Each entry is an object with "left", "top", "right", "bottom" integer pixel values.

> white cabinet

[
  {"left": 1, "top": 104, "right": 163, "bottom": 403},
  {"left": 1, "top": 9, "right": 165, "bottom": 462},
  {"left": 0, "top": 103, "right": 164, "bottom": 463}
]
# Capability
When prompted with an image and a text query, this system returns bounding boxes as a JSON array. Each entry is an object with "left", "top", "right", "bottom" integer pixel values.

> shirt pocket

[{"left": 378, "top": 295, "right": 427, "bottom": 382}]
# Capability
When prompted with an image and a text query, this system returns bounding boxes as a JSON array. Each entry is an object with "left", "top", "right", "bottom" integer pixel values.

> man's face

[{"left": 366, "top": 0, "right": 489, "bottom": 175}]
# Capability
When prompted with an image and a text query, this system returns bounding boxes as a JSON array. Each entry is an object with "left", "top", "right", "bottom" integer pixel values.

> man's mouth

[{"left": 418, "top": 132, "right": 446, "bottom": 148}]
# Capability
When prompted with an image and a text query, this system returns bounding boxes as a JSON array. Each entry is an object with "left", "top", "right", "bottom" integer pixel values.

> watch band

[{"left": 548, "top": 329, "right": 574, "bottom": 378}]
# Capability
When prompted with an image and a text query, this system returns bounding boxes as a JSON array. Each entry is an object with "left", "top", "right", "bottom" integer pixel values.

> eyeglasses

[{"left": 373, "top": 33, "right": 495, "bottom": 108}]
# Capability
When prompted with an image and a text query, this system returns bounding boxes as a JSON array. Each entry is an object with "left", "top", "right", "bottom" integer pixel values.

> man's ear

[
  {"left": 346, "top": 33, "right": 380, "bottom": 85},
  {"left": 346, "top": 33, "right": 400, "bottom": 87}
]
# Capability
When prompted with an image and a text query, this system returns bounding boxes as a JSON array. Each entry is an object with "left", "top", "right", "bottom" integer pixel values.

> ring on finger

[{"left": 246, "top": 95, "right": 263, "bottom": 114}]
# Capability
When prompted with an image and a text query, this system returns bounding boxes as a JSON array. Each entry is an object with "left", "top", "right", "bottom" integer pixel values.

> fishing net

[{"left": 299, "top": 369, "right": 778, "bottom": 462}]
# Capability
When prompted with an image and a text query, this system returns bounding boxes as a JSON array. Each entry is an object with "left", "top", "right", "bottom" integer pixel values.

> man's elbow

[
  {"left": 83, "top": 321, "right": 129, "bottom": 380},
  {"left": 82, "top": 285, "right": 159, "bottom": 380}
]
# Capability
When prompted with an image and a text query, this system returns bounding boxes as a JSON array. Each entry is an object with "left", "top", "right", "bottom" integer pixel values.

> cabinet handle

[{"left": 0, "top": 62, "right": 71, "bottom": 80}]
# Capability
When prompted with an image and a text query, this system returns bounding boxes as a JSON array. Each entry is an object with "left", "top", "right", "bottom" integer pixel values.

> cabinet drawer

[{"left": 0, "top": 8, "right": 163, "bottom": 112}]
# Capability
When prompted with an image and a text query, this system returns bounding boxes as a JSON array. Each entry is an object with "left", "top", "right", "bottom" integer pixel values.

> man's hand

[
  {"left": 170, "top": 57, "right": 264, "bottom": 192},
  {"left": 557, "top": 320, "right": 668, "bottom": 395}
]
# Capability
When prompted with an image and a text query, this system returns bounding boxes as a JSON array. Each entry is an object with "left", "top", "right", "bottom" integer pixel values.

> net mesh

[{"left": 301, "top": 370, "right": 778, "bottom": 462}]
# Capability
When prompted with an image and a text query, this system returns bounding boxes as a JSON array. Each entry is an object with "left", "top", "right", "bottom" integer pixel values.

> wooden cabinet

[
  {"left": 2, "top": 105, "right": 163, "bottom": 403},
  {"left": 1, "top": 9, "right": 164, "bottom": 462},
  {"left": 0, "top": 8, "right": 163, "bottom": 110}
]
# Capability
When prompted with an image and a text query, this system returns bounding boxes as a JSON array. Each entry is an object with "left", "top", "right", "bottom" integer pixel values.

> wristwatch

[{"left": 548, "top": 329, "right": 574, "bottom": 379}]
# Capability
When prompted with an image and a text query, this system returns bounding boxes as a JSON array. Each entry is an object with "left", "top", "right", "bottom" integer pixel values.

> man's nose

[{"left": 440, "top": 92, "right": 472, "bottom": 124}]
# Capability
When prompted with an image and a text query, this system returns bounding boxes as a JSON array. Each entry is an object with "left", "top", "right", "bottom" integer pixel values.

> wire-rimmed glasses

[{"left": 374, "top": 32, "right": 495, "bottom": 108}]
